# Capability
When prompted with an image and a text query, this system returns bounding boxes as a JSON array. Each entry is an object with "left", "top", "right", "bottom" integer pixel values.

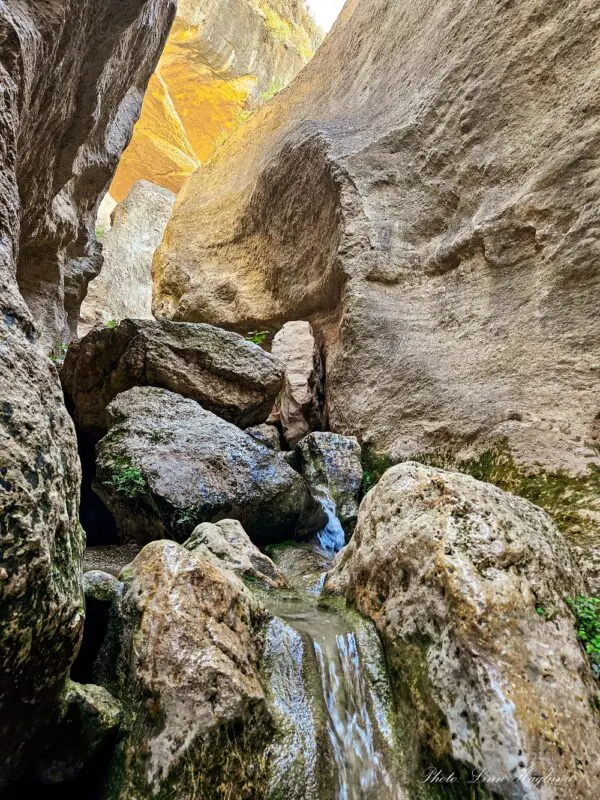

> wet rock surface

[
  {"left": 63, "top": 318, "right": 284, "bottom": 434},
  {"left": 326, "top": 462, "right": 600, "bottom": 799},
  {"left": 100, "top": 540, "right": 273, "bottom": 800},
  {"left": 94, "top": 386, "right": 326, "bottom": 545},
  {"left": 153, "top": 0, "right": 600, "bottom": 542},
  {"left": 298, "top": 432, "right": 363, "bottom": 535},
  {"left": 79, "top": 182, "right": 176, "bottom": 335},
  {"left": 184, "top": 519, "right": 290, "bottom": 589}
]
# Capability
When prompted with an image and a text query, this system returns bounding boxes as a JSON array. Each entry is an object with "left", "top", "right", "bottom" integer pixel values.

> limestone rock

[
  {"left": 35, "top": 682, "right": 122, "bottom": 784},
  {"left": 79, "top": 181, "right": 176, "bottom": 335},
  {"left": 326, "top": 462, "right": 600, "bottom": 799},
  {"left": 94, "top": 386, "right": 326, "bottom": 544},
  {"left": 185, "top": 519, "right": 289, "bottom": 589},
  {"left": 269, "top": 321, "right": 323, "bottom": 447},
  {"left": 246, "top": 423, "right": 281, "bottom": 451},
  {"left": 110, "top": 0, "right": 322, "bottom": 200},
  {"left": 298, "top": 432, "right": 363, "bottom": 535},
  {"left": 0, "top": 0, "right": 174, "bottom": 782},
  {"left": 62, "top": 318, "right": 285, "bottom": 434},
  {"left": 83, "top": 570, "right": 125, "bottom": 605},
  {"left": 153, "top": 0, "right": 600, "bottom": 542},
  {"left": 103, "top": 540, "right": 273, "bottom": 799}
]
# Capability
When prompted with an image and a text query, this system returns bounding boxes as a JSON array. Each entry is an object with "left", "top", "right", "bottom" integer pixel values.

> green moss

[
  {"left": 104, "top": 460, "right": 146, "bottom": 500},
  {"left": 566, "top": 595, "right": 600, "bottom": 680},
  {"left": 361, "top": 448, "right": 396, "bottom": 494},
  {"left": 417, "top": 439, "right": 600, "bottom": 540}
]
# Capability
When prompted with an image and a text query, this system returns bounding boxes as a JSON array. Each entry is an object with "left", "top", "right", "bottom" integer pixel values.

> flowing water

[{"left": 261, "top": 495, "right": 405, "bottom": 800}]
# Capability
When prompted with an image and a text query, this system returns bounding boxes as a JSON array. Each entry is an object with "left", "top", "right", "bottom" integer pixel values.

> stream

[{"left": 262, "top": 492, "right": 404, "bottom": 800}]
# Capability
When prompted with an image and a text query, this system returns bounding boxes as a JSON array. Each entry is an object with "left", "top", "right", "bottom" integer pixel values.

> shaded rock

[
  {"left": 62, "top": 318, "right": 284, "bottom": 434},
  {"left": 83, "top": 545, "right": 142, "bottom": 579},
  {"left": 79, "top": 181, "right": 176, "bottom": 336},
  {"left": 110, "top": 0, "right": 322, "bottom": 200},
  {"left": 83, "top": 570, "right": 124, "bottom": 604},
  {"left": 103, "top": 540, "right": 273, "bottom": 799},
  {"left": 298, "top": 432, "right": 362, "bottom": 535},
  {"left": 153, "top": 0, "right": 600, "bottom": 542},
  {"left": 246, "top": 423, "right": 281, "bottom": 451},
  {"left": 0, "top": 0, "right": 174, "bottom": 782},
  {"left": 326, "top": 462, "right": 600, "bottom": 799},
  {"left": 94, "top": 386, "right": 326, "bottom": 545},
  {"left": 35, "top": 681, "right": 122, "bottom": 784},
  {"left": 269, "top": 321, "right": 323, "bottom": 447},
  {"left": 185, "top": 519, "right": 289, "bottom": 589}
]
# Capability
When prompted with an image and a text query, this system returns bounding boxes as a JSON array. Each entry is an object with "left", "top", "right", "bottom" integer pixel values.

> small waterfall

[
  {"left": 263, "top": 537, "right": 403, "bottom": 799},
  {"left": 314, "top": 489, "right": 346, "bottom": 554}
]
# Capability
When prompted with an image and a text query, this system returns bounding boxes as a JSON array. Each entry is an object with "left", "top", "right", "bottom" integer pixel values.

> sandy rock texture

[
  {"left": 101, "top": 541, "right": 274, "bottom": 799},
  {"left": 95, "top": 386, "right": 326, "bottom": 544},
  {"left": 185, "top": 519, "right": 289, "bottom": 589},
  {"left": 79, "top": 181, "right": 176, "bottom": 335},
  {"left": 153, "top": 0, "right": 600, "bottom": 543},
  {"left": 269, "top": 321, "right": 323, "bottom": 447},
  {"left": 62, "top": 318, "right": 284, "bottom": 434},
  {"left": 111, "top": 0, "right": 322, "bottom": 200},
  {"left": 326, "top": 463, "right": 600, "bottom": 799},
  {"left": 0, "top": 0, "right": 174, "bottom": 784}
]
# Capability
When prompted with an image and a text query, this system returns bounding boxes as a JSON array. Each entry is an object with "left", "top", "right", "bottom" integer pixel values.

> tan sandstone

[{"left": 153, "top": 0, "right": 600, "bottom": 544}]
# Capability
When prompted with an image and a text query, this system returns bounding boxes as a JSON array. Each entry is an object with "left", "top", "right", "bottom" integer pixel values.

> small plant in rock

[
  {"left": 361, "top": 448, "right": 395, "bottom": 494},
  {"left": 49, "top": 341, "right": 69, "bottom": 366},
  {"left": 245, "top": 330, "right": 269, "bottom": 346},
  {"left": 566, "top": 595, "right": 600, "bottom": 680},
  {"left": 105, "top": 318, "right": 119, "bottom": 329},
  {"left": 105, "top": 461, "right": 146, "bottom": 499},
  {"left": 176, "top": 508, "right": 197, "bottom": 530},
  {"left": 95, "top": 225, "right": 106, "bottom": 238}
]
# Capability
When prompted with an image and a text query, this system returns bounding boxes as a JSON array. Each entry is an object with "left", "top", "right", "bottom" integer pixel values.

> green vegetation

[
  {"left": 361, "top": 448, "right": 396, "bottom": 494},
  {"left": 245, "top": 330, "right": 269, "bottom": 346},
  {"left": 105, "top": 318, "right": 119, "bottom": 329},
  {"left": 417, "top": 439, "right": 600, "bottom": 538},
  {"left": 566, "top": 596, "right": 600, "bottom": 680},
  {"left": 175, "top": 508, "right": 197, "bottom": 531},
  {"left": 95, "top": 225, "right": 106, "bottom": 238},
  {"left": 105, "top": 461, "right": 146, "bottom": 499},
  {"left": 49, "top": 341, "right": 69, "bottom": 365},
  {"left": 535, "top": 604, "right": 546, "bottom": 617},
  {"left": 260, "top": 78, "right": 286, "bottom": 103}
]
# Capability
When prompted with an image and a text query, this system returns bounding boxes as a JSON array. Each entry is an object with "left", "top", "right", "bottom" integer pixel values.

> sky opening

[{"left": 306, "top": 0, "right": 346, "bottom": 31}]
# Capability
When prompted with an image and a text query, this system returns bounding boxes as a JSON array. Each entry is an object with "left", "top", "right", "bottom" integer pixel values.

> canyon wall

[
  {"left": 0, "top": 0, "right": 175, "bottom": 783},
  {"left": 110, "top": 0, "right": 322, "bottom": 200},
  {"left": 154, "top": 0, "right": 600, "bottom": 544}
]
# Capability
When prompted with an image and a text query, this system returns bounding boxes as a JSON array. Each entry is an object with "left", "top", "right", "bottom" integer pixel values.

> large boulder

[
  {"left": 94, "top": 386, "right": 326, "bottom": 544},
  {"left": 269, "top": 321, "right": 323, "bottom": 447},
  {"left": 79, "top": 181, "right": 176, "bottom": 335},
  {"left": 62, "top": 318, "right": 285, "bottom": 434},
  {"left": 298, "top": 432, "right": 363, "bottom": 536},
  {"left": 153, "top": 0, "right": 600, "bottom": 543},
  {"left": 101, "top": 540, "right": 274, "bottom": 800},
  {"left": 110, "top": 0, "right": 322, "bottom": 200},
  {"left": 0, "top": 0, "right": 174, "bottom": 783},
  {"left": 326, "top": 462, "right": 600, "bottom": 799}
]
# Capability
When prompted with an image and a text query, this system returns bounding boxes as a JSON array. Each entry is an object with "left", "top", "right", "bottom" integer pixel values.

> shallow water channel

[{"left": 262, "top": 533, "right": 404, "bottom": 800}]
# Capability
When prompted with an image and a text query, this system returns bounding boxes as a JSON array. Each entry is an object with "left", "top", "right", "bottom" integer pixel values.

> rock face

[
  {"left": 153, "top": 0, "right": 600, "bottom": 542},
  {"left": 269, "top": 321, "right": 323, "bottom": 447},
  {"left": 185, "top": 519, "right": 289, "bottom": 589},
  {"left": 95, "top": 386, "right": 326, "bottom": 544},
  {"left": 79, "top": 181, "right": 176, "bottom": 335},
  {"left": 1, "top": 0, "right": 174, "bottom": 783},
  {"left": 35, "top": 682, "right": 122, "bottom": 785},
  {"left": 102, "top": 540, "right": 273, "bottom": 799},
  {"left": 62, "top": 318, "right": 284, "bottom": 434},
  {"left": 110, "top": 0, "right": 322, "bottom": 200},
  {"left": 298, "top": 432, "right": 363, "bottom": 535},
  {"left": 326, "top": 463, "right": 600, "bottom": 799}
]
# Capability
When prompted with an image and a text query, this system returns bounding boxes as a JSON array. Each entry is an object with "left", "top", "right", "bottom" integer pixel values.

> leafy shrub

[
  {"left": 361, "top": 448, "right": 395, "bottom": 494},
  {"left": 105, "top": 319, "right": 119, "bottom": 329},
  {"left": 245, "top": 330, "right": 269, "bottom": 345},
  {"left": 566, "top": 595, "right": 600, "bottom": 679},
  {"left": 105, "top": 461, "right": 146, "bottom": 499},
  {"left": 49, "top": 341, "right": 69, "bottom": 366}
]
